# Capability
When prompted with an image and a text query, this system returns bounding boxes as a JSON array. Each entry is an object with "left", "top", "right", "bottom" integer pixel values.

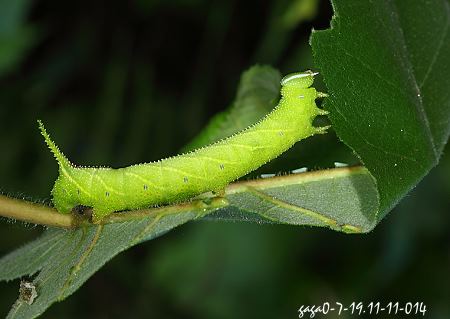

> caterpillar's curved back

[{"left": 39, "top": 70, "right": 327, "bottom": 222}]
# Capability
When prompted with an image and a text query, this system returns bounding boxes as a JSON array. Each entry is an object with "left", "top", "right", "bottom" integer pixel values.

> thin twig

[
  {"left": 0, "top": 194, "right": 229, "bottom": 229},
  {"left": 0, "top": 195, "right": 77, "bottom": 229}
]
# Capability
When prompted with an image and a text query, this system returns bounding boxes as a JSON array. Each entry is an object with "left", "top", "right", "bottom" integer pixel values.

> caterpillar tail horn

[{"left": 38, "top": 120, "right": 71, "bottom": 170}]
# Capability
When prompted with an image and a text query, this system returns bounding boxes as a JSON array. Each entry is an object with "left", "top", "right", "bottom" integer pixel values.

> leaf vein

[{"left": 419, "top": 1, "right": 450, "bottom": 89}]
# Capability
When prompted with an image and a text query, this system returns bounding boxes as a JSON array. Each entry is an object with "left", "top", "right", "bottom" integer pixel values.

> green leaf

[
  {"left": 183, "top": 65, "right": 281, "bottom": 151},
  {"left": 0, "top": 166, "right": 377, "bottom": 318},
  {"left": 310, "top": 0, "right": 450, "bottom": 219}
]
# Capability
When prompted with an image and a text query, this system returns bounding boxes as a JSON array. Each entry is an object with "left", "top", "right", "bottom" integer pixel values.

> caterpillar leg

[
  {"left": 315, "top": 91, "right": 329, "bottom": 116},
  {"left": 315, "top": 125, "right": 331, "bottom": 135},
  {"left": 212, "top": 187, "right": 226, "bottom": 197}
]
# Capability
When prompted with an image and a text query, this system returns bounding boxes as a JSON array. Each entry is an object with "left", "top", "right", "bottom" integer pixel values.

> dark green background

[{"left": 1, "top": 0, "right": 449, "bottom": 318}]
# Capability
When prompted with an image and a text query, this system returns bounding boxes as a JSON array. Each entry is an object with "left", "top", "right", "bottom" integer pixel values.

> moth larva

[{"left": 39, "top": 70, "right": 327, "bottom": 222}]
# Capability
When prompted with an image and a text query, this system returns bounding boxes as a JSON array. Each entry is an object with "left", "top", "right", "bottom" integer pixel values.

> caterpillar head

[
  {"left": 281, "top": 70, "right": 317, "bottom": 86},
  {"left": 280, "top": 70, "right": 319, "bottom": 99}
]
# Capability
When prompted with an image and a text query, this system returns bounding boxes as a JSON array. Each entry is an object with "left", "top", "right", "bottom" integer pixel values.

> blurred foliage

[
  {"left": 0, "top": 0, "right": 448, "bottom": 318},
  {"left": 0, "top": 0, "right": 37, "bottom": 76}
]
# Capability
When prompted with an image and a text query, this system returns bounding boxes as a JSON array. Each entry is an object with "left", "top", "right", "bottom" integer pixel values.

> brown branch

[
  {"left": 0, "top": 195, "right": 78, "bottom": 229},
  {"left": 0, "top": 194, "right": 229, "bottom": 229}
]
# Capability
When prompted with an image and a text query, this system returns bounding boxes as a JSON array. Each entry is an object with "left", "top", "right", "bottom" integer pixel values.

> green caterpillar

[{"left": 39, "top": 70, "right": 327, "bottom": 222}]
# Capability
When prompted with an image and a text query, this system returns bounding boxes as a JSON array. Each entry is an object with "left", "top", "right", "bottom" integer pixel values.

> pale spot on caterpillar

[
  {"left": 38, "top": 70, "right": 329, "bottom": 222},
  {"left": 291, "top": 167, "right": 308, "bottom": 174},
  {"left": 334, "top": 162, "right": 348, "bottom": 168}
]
